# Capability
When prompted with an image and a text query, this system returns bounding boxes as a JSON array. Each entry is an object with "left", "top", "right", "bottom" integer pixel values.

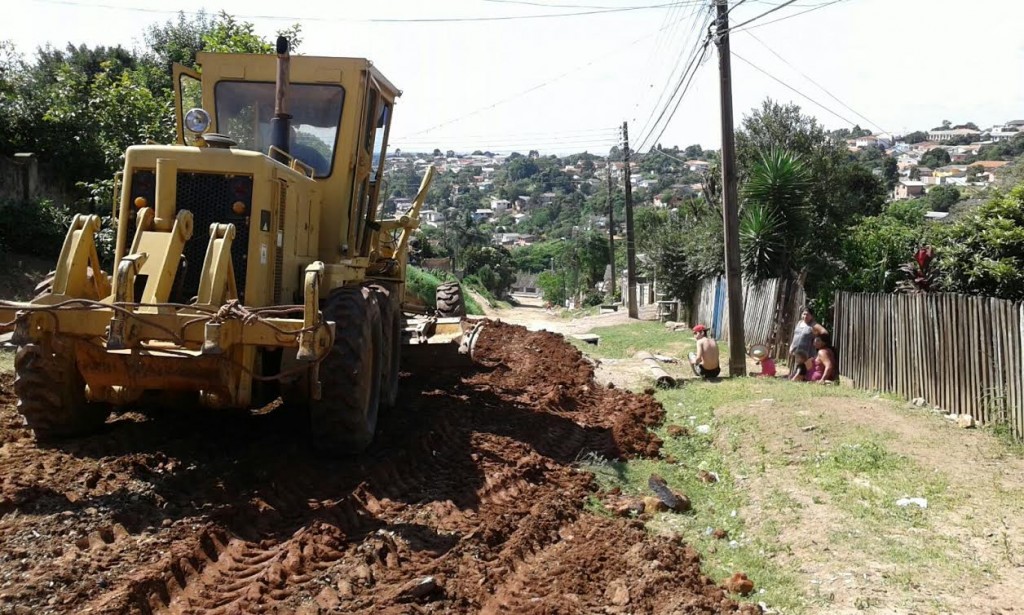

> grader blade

[{"left": 401, "top": 315, "right": 486, "bottom": 370}]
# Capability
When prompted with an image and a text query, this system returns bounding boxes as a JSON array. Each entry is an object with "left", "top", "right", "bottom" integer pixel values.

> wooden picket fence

[
  {"left": 691, "top": 277, "right": 805, "bottom": 359},
  {"left": 834, "top": 292, "right": 1024, "bottom": 440}
]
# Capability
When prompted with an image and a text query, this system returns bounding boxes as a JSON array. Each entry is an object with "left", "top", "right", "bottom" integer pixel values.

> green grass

[
  {"left": 579, "top": 379, "right": 831, "bottom": 612},
  {"left": 0, "top": 348, "right": 14, "bottom": 373},
  {"left": 576, "top": 368, "right": 968, "bottom": 613},
  {"left": 568, "top": 321, "right": 702, "bottom": 360}
]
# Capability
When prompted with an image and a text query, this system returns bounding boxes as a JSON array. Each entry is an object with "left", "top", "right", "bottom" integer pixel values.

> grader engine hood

[{"left": 0, "top": 142, "right": 334, "bottom": 410}]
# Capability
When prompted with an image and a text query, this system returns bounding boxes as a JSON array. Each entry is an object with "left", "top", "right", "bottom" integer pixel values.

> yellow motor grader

[{"left": 0, "top": 38, "right": 477, "bottom": 452}]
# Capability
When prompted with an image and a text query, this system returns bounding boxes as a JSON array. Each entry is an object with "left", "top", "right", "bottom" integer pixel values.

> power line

[
  {"left": 725, "top": 0, "right": 799, "bottom": 31},
  {"left": 731, "top": 51, "right": 859, "bottom": 127},
  {"left": 27, "top": 0, "right": 684, "bottom": 23},
  {"left": 631, "top": 0, "right": 701, "bottom": 112},
  {"left": 632, "top": 6, "right": 714, "bottom": 149},
  {"left": 477, "top": 0, "right": 697, "bottom": 8},
  {"left": 743, "top": 29, "right": 888, "bottom": 134},
  {"left": 394, "top": 15, "right": 705, "bottom": 140},
  {"left": 634, "top": 9, "right": 715, "bottom": 153},
  {"left": 732, "top": 0, "right": 851, "bottom": 32},
  {"left": 630, "top": 2, "right": 707, "bottom": 135},
  {"left": 637, "top": 40, "right": 711, "bottom": 152},
  {"left": 396, "top": 128, "right": 619, "bottom": 141}
]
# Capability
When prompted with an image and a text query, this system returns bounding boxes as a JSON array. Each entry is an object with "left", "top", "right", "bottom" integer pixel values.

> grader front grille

[{"left": 128, "top": 170, "right": 252, "bottom": 302}]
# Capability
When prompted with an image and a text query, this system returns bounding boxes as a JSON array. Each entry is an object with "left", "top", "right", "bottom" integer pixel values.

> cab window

[{"left": 214, "top": 81, "right": 345, "bottom": 178}]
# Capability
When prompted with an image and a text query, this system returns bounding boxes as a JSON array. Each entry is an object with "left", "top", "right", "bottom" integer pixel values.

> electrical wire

[
  {"left": 633, "top": 7, "right": 713, "bottom": 149},
  {"left": 636, "top": 40, "right": 711, "bottom": 152},
  {"left": 393, "top": 14, "right": 709, "bottom": 140},
  {"left": 27, "top": 0, "right": 684, "bottom": 23},
  {"left": 629, "top": 1, "right": 706, "bottom": 130},
  {"left": 732, "top": 0, "right": 851, "bottom": 32},
  {"left": 630, "top": 0, "right": 699, "bottom": 117},
  {"left": 731, "top": 51, "right": 859, "bottom": 126},
  {"left": 743, "top": 29, "right": 888, "bottom": 134},
  {"left": 724, "top": 0, "right": 799, "bottom": 31}
]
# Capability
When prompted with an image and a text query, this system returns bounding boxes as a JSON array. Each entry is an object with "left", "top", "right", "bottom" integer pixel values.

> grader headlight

[{"left": 184, "top": 108, "right": 211, "bottom": 134}]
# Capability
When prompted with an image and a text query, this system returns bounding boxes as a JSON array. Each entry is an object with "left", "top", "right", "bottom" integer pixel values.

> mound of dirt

[{"left": 0, "top": 321, "right": 756, "bottom": 613}]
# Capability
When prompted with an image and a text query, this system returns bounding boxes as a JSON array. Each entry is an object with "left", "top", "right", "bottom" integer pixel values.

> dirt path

[
  {"left": 716, "top": 392, "right": 1024, "bottom": 614},
  {"left": 0, "top": 322, "right": 758, "bottom": 614}
]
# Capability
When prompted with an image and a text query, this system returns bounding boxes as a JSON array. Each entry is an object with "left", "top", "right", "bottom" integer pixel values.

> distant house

[
  {"left": 927, "top": 128, "right": 981, "bottom": 142},
  {"left": 854, "top": 135, "right": 880, "bottom": 149},
  {"left": 893, "top": 180, "right": 926, "bottom": 200},
  {"left": 933, "top": 165, "right": 968, "bottom": 180},
  {"left": 539, "top": 192, "right": 557, "bottom": 205},
  {"left": 419, "top": 210, "right": 444, "bottom": 227},
  {"left": 490, "top": 198, "right": 511, "bottom": 213},
  {"left": 686, "top": 160, "right": 710, "bottom": 172},
  {"left": 472, "top": 208, "right": 494, "bottom": 222},
  {"left": 970, "top": 160, "right": 1010, "bottom": 171}
]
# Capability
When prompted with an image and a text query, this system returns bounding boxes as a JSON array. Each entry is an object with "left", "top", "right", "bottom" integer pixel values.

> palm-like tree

[{"left": 739, "top": 148, "right": 811, "bottom": 280}]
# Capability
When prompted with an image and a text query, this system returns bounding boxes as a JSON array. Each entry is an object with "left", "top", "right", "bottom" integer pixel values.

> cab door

[{"left": 172, "top": 63, "right": 203, "bottom": 145}]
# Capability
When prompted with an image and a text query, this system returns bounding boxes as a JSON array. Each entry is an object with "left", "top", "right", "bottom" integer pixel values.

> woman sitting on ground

[
  {"left": 807, "top": 334, "right": 838, "bottom": 384},
  {"left": 789, "top": 350, "right": 810, "bottom": 382}
]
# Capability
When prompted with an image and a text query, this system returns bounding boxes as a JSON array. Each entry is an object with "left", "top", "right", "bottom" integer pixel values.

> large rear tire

[
  {"left": 435, "top": 281, "right": 466, "bottom": 318},
  {"left": 14, "top": 341, "right": 110, "bottom": 440},
  {"left": 370, "top": 283, "right": 402, "bottom": 409},
  {"left": 310, "top": 286, "right": 383, "bottom": 454}
]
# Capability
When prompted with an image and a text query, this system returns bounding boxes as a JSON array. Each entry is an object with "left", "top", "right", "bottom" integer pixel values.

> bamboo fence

[
  {"left": 691, "top": 277, "right": 805, "bottom": 359},
  {"left": 834, "top": 292, "right": 1023, "bottom": 440}
]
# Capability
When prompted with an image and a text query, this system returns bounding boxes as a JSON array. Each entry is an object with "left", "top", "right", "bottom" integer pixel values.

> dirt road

[{"left": 0, "top": 322, "right": 757, "bottom": 614}]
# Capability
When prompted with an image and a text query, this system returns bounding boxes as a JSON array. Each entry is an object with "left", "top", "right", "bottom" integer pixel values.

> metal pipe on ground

[{"left": 635, "top": 351, "right": 676, "bottom": 388}]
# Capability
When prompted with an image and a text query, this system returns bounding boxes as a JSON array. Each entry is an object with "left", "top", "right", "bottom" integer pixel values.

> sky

[{"left": 4, "top": 0, "right": 1024, "bottom": 155}]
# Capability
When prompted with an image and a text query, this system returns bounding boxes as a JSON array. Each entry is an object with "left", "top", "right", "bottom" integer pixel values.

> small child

[
  {"left": 749, "top": 345, "right": 776, "bottom": 378},
  {"left": 789, "top": 350, "right": 810, "bottom": 382}
]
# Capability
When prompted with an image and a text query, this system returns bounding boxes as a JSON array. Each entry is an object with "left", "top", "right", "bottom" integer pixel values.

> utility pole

[
  {"left": 606, "top": 162, "right": 616, "bottom": 301},
  {"left": 716, "top": 0, "right": 746, "bottom": 376},
  {"left": 622, "top": 121, "right": 638, "bottom": 319}
]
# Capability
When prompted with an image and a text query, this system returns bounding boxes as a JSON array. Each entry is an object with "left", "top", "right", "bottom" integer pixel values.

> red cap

[{"left": 692, "top": 324, "right": 707, "bottom": 333}]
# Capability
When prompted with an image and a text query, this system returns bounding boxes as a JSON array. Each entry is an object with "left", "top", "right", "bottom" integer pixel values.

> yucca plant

[
  {"left": 740, "top": 148, "right": 811, "bottom": 280},
  {"left": 739, "top": 203, "right": 785, "bottom": 280}
]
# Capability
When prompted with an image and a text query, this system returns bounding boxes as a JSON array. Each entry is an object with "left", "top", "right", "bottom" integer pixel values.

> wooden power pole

[
  {"left": 606, "top": 162, "right": 616, "bottom": 301},
  {"left": 716, "top": 0, "right": 746, "bottom": 376},
  {"left": 622, "top": 121, "right": 638, "bottom": 319}
]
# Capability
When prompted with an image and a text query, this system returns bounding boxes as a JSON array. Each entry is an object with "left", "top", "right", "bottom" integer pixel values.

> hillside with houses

[{"left": 387, "top": 118, "right": 1024, "bottom": 251}]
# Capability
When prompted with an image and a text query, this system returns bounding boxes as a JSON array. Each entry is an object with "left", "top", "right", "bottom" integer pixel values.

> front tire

[
  {"left": 370, "top": 283, "right": 402, "bottom": 409},
  {"left": 310, "top": 286, "right": 383, "bottom": 454},
  {"left": 435, "top": 281, "right": 466, "bottom": 318},
  {"left": 14, "top": 341, "right": 110, "bottom": 440}
]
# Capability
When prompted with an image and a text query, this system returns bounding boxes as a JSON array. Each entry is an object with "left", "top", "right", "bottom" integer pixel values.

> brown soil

[{"left": 0, "top": 322, "right": 757, "bottom": 614}]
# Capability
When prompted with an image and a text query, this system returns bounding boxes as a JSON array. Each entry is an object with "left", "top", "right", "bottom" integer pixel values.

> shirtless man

[{"left": 688, "top": 324, "right": 721, "bottom": 379}]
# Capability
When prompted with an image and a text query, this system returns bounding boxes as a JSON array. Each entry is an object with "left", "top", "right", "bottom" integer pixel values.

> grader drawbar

[{"left": 0, "top": 38, "right": 482, "bottom": 453}]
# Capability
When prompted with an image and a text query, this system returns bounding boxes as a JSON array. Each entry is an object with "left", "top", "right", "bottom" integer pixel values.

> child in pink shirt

[{"left": 749, "top": 345, "right": 776, "bottom": 378}]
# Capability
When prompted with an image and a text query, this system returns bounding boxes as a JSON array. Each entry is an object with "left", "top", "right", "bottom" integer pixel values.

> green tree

[
  {"left": 924, "top": 185, "right": 960, "bottom": 212},
  {"left": 463, "top": 245, "right": 515, "bottom": 297},
  {"left": 903, "top": 130, "right": 929, "bottom": 144},
  {"left": 932, "top": 185, "right": 1024, "bottom": 300},
  {"left": 882, "top": 156, "right": 899, "bottom": 190},
  {"left": 919, "top": 147, "right": 951, "bottom": 169},
  {"left": 837, "top": 200, "right": 929, "bottom": 293}
]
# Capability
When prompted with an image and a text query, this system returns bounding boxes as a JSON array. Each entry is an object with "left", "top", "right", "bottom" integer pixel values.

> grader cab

[{"left": 0, "top": 38, "right": 478, "bottom": 452}]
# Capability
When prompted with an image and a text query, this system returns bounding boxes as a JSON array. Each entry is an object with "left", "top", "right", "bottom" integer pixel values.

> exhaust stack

[{"left": 269, "top": 36, "right": 291, "bottom": 163}]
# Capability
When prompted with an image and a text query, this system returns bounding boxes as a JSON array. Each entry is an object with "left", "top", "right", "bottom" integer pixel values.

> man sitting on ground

[{"left": 688, "top": 324, "right": 721, "bottom": 379}]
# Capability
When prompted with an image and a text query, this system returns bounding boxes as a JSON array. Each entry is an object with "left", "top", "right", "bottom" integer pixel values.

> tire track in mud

[{"left": 0, "top": 323, "right": 758, "bottom": 614}]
